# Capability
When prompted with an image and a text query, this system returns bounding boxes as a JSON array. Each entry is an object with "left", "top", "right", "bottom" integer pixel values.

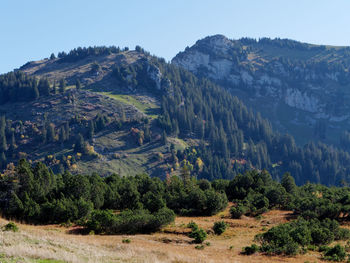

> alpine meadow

[{"left": 2, "top": 1, "right": 350, "bottom": 262}]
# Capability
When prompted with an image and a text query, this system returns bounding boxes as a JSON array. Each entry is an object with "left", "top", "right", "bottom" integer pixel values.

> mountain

[
  {"left": 0, "top": 48, "right": 170, "bottom": 177},
  {"left": 1, "top": 44, "right": 350, "bottom": 185},
  {"left": 172, "top": 35, "right": 350, "bottom": 146}
]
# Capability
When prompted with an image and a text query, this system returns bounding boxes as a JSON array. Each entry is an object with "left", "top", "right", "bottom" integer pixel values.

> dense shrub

[
  {"left": 213, "top": 221, "right": 227, "bottom": 235},
  {"left": 86, "top": 207, "right": 175, "bottom": 234},
  {"left": 230, "top": 204, "right": 248, "bottom": 219},
  {"left": 189, "top": 228, "right": 207, "bottom": 244},
  {"left": 243, "top": 244, "right": 259, "bottom": 255},
  {"left": 187, "top": 221, "right": 199, "bottom": 231},
  {"left": 255, "top": 218, "right": 350, "bottom": 256},
  {"left": 323, "top": 244, "right": 346, "bottom": 262}
]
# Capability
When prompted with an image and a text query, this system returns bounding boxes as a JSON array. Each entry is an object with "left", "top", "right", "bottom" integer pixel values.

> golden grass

[{"left": 0, "top": 206, "right": 327, "bottom": 263}]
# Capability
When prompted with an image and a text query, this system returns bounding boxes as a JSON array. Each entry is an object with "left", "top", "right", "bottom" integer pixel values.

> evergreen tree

[
  {"left": 0, "top": 151, "right": 6, "bottom": 169},
  {"left": 88, "top": 120, "right": 94, "bottom": 139},
  {"left": 47, "top": 123, "right": 55, "bottom": 143},
  {"left": 74, "top": 134, "right": 85, "bottom": 153},
  {"left": 162, "top": 130, "right": 168, "bottom": 145},
  {"left": 59, "top": 79, "right": 66, "bottom": 93},
  {"left": 0, "top": 116, "right": 7, "bottom": 152},
  {"left": 75, "top": 79, "right": 82, "bottom": 90},
  {"left": 8, "top": 130, "right": 16, "bottom": 153}
]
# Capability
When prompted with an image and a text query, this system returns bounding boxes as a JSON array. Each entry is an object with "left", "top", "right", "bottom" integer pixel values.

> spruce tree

[
  {"left": 162, "top": 130, "right": 168, "bottom": 145},
  {"left": 0, "top": 116, "right": 7, "bottom": 152},
  {"left": 59, "top": 79, "right": 66, "bottom": 93},
  {"left": 0, "top": 151, "right": 6, "bottom": 169},
  {"left": 74, "top": 134, "right": 85, "bottom": 153},
  {"left": 75, "top": 79, "right": 82, "bottom": 90}
]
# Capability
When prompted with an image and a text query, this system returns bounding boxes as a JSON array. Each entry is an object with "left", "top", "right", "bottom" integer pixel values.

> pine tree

[
  {"left": 59, "top": 126, "right": 65, "bottom": 144},
  {"left": 162, "top": 130, "right": 168, "bottom": 145},
  {"left": 88, "top": 120, "right": 94, "bottom": 139},
  {"left": 75, "top": 79, "right": 82, "bottom": 90},
  {"left": 0, "top": 151, "right": 6, "bottom": 169},
  {"left": 74, "top": 134, "right": 85, "bottom": 153},
  {"left": 0, "top": 116, "right": 7, "bottom": 152},
  {"left": 33, "top": 86, "right": 40, "bottom": 99},
  {"left": 59, "top": 79, "right": 66, "bottom": 93},
  {"left": 47, "top": 123, "right": 55, "bottom": 143},
  {"left": 8, "top": 130, "right": 16, "bottom": 153},
  {"left": 64, "top": 122, "right": 70, "bottom": 141}
]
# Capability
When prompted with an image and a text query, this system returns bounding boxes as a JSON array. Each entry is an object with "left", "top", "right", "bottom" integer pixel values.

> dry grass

[{"left": 0, "top": 206, "right": 326, "bottom": 263}]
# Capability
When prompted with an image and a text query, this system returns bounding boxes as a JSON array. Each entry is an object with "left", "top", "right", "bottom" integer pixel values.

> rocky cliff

[{"left": 172, "top": 35, "right": 350, "bottom": 144}]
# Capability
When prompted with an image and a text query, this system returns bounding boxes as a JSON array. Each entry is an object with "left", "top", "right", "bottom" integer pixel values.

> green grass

[{"left": 98, "top": 92, "right": 160, "bottom": 119}]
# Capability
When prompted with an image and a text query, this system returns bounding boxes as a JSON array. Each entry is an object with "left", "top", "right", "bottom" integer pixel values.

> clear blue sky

[{"left": 1, "top": 0, "right": 350, "bottom": 74}]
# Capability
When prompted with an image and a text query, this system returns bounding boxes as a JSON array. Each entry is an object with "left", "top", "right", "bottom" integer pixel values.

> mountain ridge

[
  {"left": 172, "top": 34, "right": 350, "bottom": 146},
  {"left": 2, "top": 41, "right": 350, "bottom": 185}
]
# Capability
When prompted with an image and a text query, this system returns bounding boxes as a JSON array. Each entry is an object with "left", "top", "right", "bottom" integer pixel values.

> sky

[{"left": 1, "top": 0, "right": 350, "bottom": 74}]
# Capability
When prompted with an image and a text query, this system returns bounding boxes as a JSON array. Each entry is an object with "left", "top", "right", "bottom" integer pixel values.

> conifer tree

[
  {"left": 75, "top": 79, "right": 82, "bottom": 90},
  {"left": 59, "top": 79, "right": 66, "bottom": 93},
  {"left": 0, "top": 151, "right": 6, "bottom": 169},
  {"left": 74, "top": 134, "right": 85, "bottom": 153},
  {"left": 162, "top": 130, "right": 168, "bottom": 145},
  {"left": 0, "top": 116, "right": 7, "bottom": 152}
]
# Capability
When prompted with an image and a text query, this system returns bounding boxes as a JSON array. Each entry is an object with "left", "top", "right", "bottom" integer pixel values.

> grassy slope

[
  {"left": 0, "top": 205, "right": 341, "bottom": 263},
  {"left": 98, "top": 92, "right": 160, "bottom": 119}
]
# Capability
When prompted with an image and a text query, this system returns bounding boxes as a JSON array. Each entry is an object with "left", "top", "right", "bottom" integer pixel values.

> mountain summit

[{"left": 173, "top": 35, "right": 350, "bottom": 145}]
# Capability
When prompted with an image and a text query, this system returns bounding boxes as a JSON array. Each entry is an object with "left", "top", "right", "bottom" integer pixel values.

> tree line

[{"left": 0, "top": 71, "right": 68, "bottom": 105}]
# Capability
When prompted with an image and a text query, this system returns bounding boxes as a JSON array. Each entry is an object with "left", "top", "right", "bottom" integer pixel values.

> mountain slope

[
  {"left": 172, "top": 35, "right": 350, "bottom": 146},
  {"left": 0, "top": 49, "right": 173, "bottom": 177},
  {"left": 1, "top": 45, "right": 350, "bottom": 185}
]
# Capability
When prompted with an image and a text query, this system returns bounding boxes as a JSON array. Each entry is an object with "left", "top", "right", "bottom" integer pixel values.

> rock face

[{"left": 172, "top": 35, "right": 350, "bottom": 144}]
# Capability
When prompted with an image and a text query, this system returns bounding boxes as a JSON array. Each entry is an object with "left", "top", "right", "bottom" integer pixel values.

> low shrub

[
  {"left": 230, "top": 204, "right": 247, "bottom": 219},
  {"left": 195, "top": 245, "right": 205, "bottom": 250},
  {"left": 243, "top": 244, "right": 259, "bottom": 255},
  {"left": 323, "top": 244, "right": 346, "bottom": 262},
  {"left": 189, "top": 228, "right": 207, "bottom": 244},
  {"left": 253, "top": 218, "right": 350, "bottom": 256},
  {"left": 213, "top": 221, "right": 227, "bottom": 235},
  {"left": 86, "top": 207, "right": 175, "bottom": 234},
  {"left": 3, "top": 222, "right": 18, "bottom": 232},
  {"left": 187, "top": 221, "right": 198, "bottom": 231}
]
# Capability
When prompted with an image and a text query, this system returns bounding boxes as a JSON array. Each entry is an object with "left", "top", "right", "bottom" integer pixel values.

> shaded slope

[{"left": 173, "top": 35, "right": 350, "bottom": 146}]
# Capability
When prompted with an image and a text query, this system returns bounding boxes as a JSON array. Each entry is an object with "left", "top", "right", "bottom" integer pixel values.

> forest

[
  {"left": 2, "top": 160, "right": 350, "bottom": 259},
  {"left": 113, "top": 57, "right": 350, "bottom": 186}
]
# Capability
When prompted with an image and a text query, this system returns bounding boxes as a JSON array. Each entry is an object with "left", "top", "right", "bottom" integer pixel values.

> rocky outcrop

[{"left": 172, "top": 35, "right": 350, "bottom": 143}]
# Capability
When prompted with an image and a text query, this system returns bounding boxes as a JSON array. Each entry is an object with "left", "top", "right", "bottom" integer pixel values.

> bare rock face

[
  {"left": 147, "top": 62, "right": 162, "bottom": 90},
  {"left": 172, "top": 35, "right": 350, "bottom": 144}
]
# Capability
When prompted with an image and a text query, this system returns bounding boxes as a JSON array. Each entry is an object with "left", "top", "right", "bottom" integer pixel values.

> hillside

[
  {"left": 0, "top": 49, "right": 179, "bottom": 177},
  {"left": 172, "top": 35, "right": 350, "bottom": 146},
  {"left": 0, "top": 207, "right": 324, "bottom": 263},
  {"left": 0, "top": 45, "right": 349, "bottom": 185}
]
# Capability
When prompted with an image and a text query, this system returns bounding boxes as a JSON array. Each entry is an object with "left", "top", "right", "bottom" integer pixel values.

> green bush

[
  {"left": 195, "top": 244, "right": 205, "bottom": 250},
  {"left": 3, "top": 222, "right": 18, "bottom": 232},
  {"left": 323, "top": 244, "right": 346, "bottom": 261},
  {"left": 230, "top": 204, "right": 247, "bottom": 219},
  {"left": 189, "top": 228, "right": 207, "bottom": 244},
  {"left": 254, "top": 218, "right": 348, "bottom": 256},
  {"left": 122, "top": 239, "right": 131, "bottom": 243},
  {"left": 187, "top": 221, "right": 198, "bottom": 231},
  {"left": 243, "top": 244, "right": 259, "bottom": 255},
  {"left": 213, "top": 221, "right": 227, "bottom": 235},
  {"left": 86, "top": 207, "right": 175, "bottom": 234}
]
